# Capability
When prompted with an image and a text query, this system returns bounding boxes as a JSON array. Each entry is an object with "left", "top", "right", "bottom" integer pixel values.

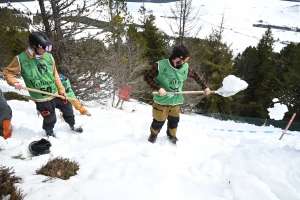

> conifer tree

[
  {"left": 138, "top": 4, "right": 169, "bottom": 66},
  {"left": 253, "top": 27, "right": 277, "bottom": 118},
  {"left": 195, "top": 20, "right": 235, "bottom": 114},
  {"left": 234, "top": 27, "right": 278, "bottom": 118},
  {"left": 274, "top": 42, "right": 300, "bottom": 122},
  {"left": 233, "top": 46, "right": 260, "bottom": 117},
  {"left": 0, "top": 7, "right": 29, "bottom": 69}
]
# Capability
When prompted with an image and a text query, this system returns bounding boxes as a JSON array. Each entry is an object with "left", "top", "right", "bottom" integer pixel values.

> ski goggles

[{"left": 43, "top": 45, "right": 52, "bottom": 52}]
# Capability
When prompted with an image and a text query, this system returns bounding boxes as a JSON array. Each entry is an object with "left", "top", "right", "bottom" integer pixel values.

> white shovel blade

[{"left": 216, "top": 75, "right": 248, "bottom": 97}]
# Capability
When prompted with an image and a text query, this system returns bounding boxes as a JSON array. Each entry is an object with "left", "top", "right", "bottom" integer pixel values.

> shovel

[
  {"left": 22, "top": 87, "right": 77, "bottom": 101},
  {"left": 152, "top": 75, "right": 248, "bottom": 97}
]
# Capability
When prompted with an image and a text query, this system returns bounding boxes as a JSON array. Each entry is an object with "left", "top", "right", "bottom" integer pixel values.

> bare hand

[
  {"left": 13, "top": 82, "right": 22, "bottom": 90},
  {"left": 158, "top": 88, "right": 167, "bottom": 96},
  {"left": 204, "top": 88, "right": 211, "bottom": 95},
  {"left": 60, "top": 92, "right": 67, "bottom": 100}
]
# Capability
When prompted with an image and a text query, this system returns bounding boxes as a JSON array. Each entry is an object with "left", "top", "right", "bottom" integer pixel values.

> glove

[{"left": 31, "top": 138, "right": 52, "bottom": 154}]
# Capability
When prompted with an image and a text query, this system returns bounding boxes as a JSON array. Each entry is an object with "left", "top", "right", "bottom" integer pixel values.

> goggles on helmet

[
  {"left": 37, "top": 44, "right": 52, "bottom": 52},
  {"left": 43, "top": 45, "right": 52, "bottom": 52}
]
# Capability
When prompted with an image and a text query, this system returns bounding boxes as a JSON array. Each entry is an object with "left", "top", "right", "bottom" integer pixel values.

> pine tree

[
  {"left": 138, "top": 4, "right": 169, "bottom": 66},
  {"left": 0, "top": 7, "right": 30, "bottom": 69},
  {"left": 274, "top": 42, "right": 300, "bottom": 122},
  {"left": 233, "top": 27, "right": 279, "bottom": 118},
  {"left": 233, "top": 46, "right": 260, "bottom": 117},
  {"left": 195, "top": 24, "right": 235, "bottom": 114},
  {"left": 254, "top": 27, "right": 277, "bottom": 118}
]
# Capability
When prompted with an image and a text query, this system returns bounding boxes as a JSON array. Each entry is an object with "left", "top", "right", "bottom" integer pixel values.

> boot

[
  {"left": 167, "top": 135, "right": 178, "bottom": 144},
  {"left": 148, "top": 133, "right": 157, "bottom": 143},
  {"left": 45, "top": 129, "right": 55, "bottom": 137},
  {"left": 70, "top": 124, "right": 83, "bottom": 133},
  {"left": 167, "top": 130, "right": 178, "bottom": 144}
]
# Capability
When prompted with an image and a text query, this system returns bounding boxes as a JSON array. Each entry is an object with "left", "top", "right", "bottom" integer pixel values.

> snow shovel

[
  {"left": 22, "top": 86, "right": 78, "bottom": 101},
  {"left": 152, "top": 75, "right": 248, "bottom": 97}
]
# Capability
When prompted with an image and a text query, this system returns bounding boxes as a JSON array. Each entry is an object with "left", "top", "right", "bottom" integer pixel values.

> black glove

[{"left": 31, "top": 138, "right": 52, "bottom": 154}]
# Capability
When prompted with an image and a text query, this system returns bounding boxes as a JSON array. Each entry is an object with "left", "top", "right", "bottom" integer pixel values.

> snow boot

[
  {"left": 148, "top": 133, "right": 157, "bottom": 143},
  {"left": 167, "top": 135, "right": 178, "bottom": 144},
  {"left": 45, "top": 129, "right": 56, "bottom": 137},
  {"left": 70, "top": 124, "right": 83, "bottom": 133}
]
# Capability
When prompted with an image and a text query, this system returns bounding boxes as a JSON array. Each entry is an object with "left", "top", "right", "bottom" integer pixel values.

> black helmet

[
  {"left": 29, "top": 32, "right": 52, "bottom": 50},
  {"left": 28, "top": 138, "right": 52, "bottom": 156}
]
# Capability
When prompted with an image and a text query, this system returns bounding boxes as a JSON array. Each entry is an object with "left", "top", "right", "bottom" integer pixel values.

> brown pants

[{"left": 150, "top": 102, "right": 180, "bottom": 137}]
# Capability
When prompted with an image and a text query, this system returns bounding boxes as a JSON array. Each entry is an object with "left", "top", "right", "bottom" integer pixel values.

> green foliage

[
  {"left": 0, "top": 8, "right": 30, "bottom": 68},
  {"left": 0, "top": 7, "right": 31, "bottom": 29},
  {"left": 273, "top": 42, "right": 300, "bottom": 121},
  {"left": 232, "top": 27, "right": 278, "bottom": 119},
  {"left": 0, "top": 166, "right": 26, "bottom": 200},
  {"left": 3, "top": 92, "right": 29, "bottom": 102},
  {"left": 195, "top": 28, "right": 235, "bottom": 114},
  {"left": 138, "top": 4, "right": 169, "bottom": 65},
  {"left": 36, "top": 157, "right": 79, "bottom": 180}
]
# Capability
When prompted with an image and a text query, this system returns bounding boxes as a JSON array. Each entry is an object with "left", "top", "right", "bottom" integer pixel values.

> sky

[
  {"left": 3, "top": 0, "right": 300, "bottom": 55},
  {"left": 1, "top": 76, "right": 300, "bottom": 200}
]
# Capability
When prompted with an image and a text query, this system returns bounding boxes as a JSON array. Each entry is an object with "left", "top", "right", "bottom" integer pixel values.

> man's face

[
  {"left": 36, "top": 47, "right": 46, "bottom": 55},
  {"left": 173, "top": 57, "right": 185, "bottom": 68},
  {"left": 33, "top": 44, "right": 52, "bottom": 55}
]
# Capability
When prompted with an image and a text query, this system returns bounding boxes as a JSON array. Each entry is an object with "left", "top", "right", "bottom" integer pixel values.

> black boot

[
  {"left": 167, "top": 135, "right": 178, "bottom": 144},
  {"left": 45, "top": 129, "right": 55, "bottom": 137},
  {"left": 148, "top": 133, "right": 157, "bottom": 143},
  {"left": 70, "top": 124, "right": 83, "bottom": 133},
  {"left": 167, "top": 130, "right": 178, "bottom": 144}
]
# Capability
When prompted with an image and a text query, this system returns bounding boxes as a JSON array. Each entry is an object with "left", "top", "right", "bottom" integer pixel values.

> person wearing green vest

[
  {"left": 59, "top": 73, "right": 90, "bottom": 116},
  {"left": 3, "top": 32, "right": 83, "bottom": 137},
  {"left": 144, "top": 44, "right": 211, "bottom": 144}
]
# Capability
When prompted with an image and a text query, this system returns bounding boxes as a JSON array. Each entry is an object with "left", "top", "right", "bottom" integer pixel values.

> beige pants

[{"left": 150, "top": 102, "right": 180, "bottom": 137}]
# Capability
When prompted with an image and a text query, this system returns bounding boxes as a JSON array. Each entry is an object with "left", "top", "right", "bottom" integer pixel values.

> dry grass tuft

[
  {"left": 0, "top": 166, "right": 25, "bottom": 200},
  {"left": 36, "top": 157, "right": 79, "bottom": 180}
]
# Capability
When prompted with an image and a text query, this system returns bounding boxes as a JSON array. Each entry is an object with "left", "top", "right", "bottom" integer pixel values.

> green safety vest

[
  {"left": 63, "top": 78, "right": 75, "bottom": 98},
  {"left": 153, "top": 59, "right": 188, "bottom": 105},
  {"left": 18, "top": 51, "right": 58, "bottom": 100}
]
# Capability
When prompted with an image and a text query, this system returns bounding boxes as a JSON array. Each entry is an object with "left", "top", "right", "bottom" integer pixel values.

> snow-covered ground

[
  {"left": 127, "top": 0, "right": 300, "bottom": 54},
  {"left": 1, "top": 78, "right": 300, "bottom": 200}
]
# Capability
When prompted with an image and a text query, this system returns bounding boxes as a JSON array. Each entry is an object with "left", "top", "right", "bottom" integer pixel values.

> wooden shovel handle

[
  {"left": 22, "top": 87, "right": 77, "bottom": 101},
  {"left": 152, "top": 91, "right": 216, "bottom": 95}
]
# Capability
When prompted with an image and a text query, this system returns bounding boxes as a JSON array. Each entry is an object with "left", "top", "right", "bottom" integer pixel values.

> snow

[
  {"left": 216, "top": 75, "right": 248, "bottom": 97},
  {"left": 1, "top": 0, "right": 300, "bottom": 199},
  {"left": 126, "top": 0, "right": 300, "bottom": 54},
  {"left": 1, "top": 77, "right": 300, "bottom": 200},
  {"left": 268, "top": 98, "right": 289, "bottom": 120}
]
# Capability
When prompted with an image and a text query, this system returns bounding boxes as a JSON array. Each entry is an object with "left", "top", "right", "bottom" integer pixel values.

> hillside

[{"left": 1, "top": 78, "right": 300, "bottom": 200}]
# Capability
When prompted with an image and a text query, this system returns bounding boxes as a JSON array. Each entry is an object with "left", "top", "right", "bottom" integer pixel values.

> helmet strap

[{"left": 34, "top": 47, "right": 41, "bottom": 56}]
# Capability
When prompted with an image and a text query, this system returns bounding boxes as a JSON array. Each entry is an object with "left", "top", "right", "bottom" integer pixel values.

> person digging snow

[
  {"left": 3, "top": 32, "right": 83, "bottom": 137},
  {"left": 144, "top": 44, "right": 211, "bottom": 144},
  {"left": 59, "top": 73, "right": 91, "bottom": 116}
]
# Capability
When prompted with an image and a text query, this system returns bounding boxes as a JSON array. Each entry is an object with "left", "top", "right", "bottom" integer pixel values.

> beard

[{"left": 175, "top": 61, "right": 184, "bottom": 68}]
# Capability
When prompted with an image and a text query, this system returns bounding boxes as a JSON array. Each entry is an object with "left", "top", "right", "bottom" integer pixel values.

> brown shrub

[
  {"left": 36, "top": 157, "right": 79, "bottom": 180},
  {"left": 3, "top": 92, "right": 29, "bottom": 102},
  {"left": 0, "top": 166, "right": 25, "bottom": 200}
]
